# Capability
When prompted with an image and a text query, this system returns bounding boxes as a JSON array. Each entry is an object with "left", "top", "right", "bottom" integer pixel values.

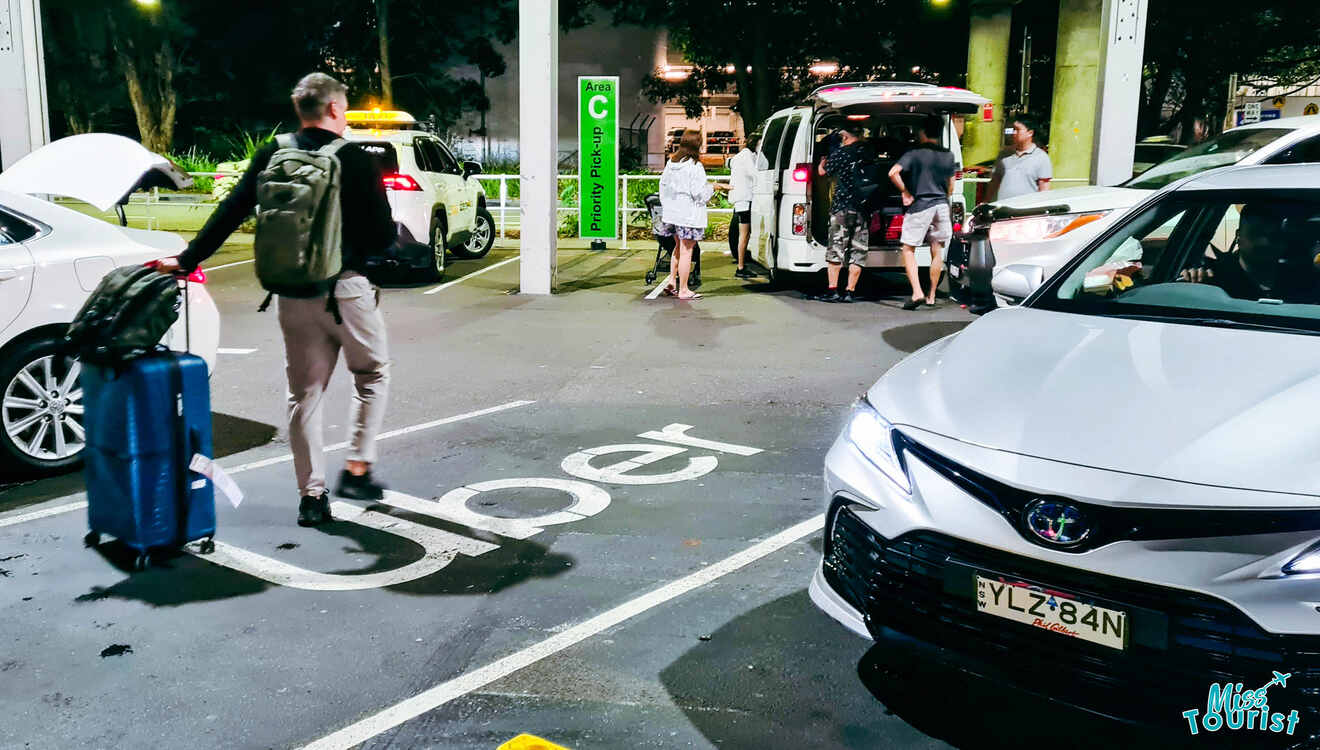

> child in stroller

[{"left": 644, "top": 193, "right": 701, "bottom": 291}]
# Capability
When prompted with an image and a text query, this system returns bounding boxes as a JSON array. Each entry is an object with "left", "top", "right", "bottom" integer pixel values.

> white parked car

[
  {"left": 982, "top": 116, "right": 1320, "bottom": 301},
  {"left": 344, "top": 110, "right": 494, "bottom": 280},
  {"left": 748, "top": 82, "right": 987, "bottom": 286},
  {"left": 811, "top": 163, "right": 1320, "bottom": 735},
  {"left": 0, "top": 134, "right": 219, "bottom": 475}
]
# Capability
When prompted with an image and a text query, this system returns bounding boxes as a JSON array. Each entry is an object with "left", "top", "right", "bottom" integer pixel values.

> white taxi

[{"left": 344, "top": 110, "right": 494, "bottom": 281}]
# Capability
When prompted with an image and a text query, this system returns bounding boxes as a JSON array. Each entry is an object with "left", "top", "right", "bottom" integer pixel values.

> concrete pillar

[
  {"left": 519, "top": 0, "right": 557, "bottom": 295},
  {"left": 1048, "top": 0, "right": 1103, "bottom": 184},
  {"left": 0, "top": 0, "right": 50, "bottom": 170},
  {"left": 1091, "top": 0, "right": 1148, "bottom": 185},
  {"left": 963, "top": 1, "right": 1014, "bottom": 168}
]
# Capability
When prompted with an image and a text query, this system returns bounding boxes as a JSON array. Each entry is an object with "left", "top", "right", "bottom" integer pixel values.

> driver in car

[{"left": 1179, "top": 202, "right": 1320, "bottom": 303}]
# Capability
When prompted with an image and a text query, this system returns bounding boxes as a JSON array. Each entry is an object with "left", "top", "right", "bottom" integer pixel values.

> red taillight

[
  {"left": 885, "top": 214, "right": 904, "bottom": 242},
  {"left": 383, "top": 174, "right": 422, "bottom": 191},
  {"left": 792, "top": 163, "right": 811, "bottom": 183},
  {"left": 952, "top": 223, "right": 963, "bottom": 234},
  {"left": 954, "top": 169, "right": 964, "bottom": 180}
]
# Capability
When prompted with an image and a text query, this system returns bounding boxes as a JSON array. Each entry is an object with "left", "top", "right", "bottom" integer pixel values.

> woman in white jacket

[{"left": 658, "top": 129, "right": 725, "bottom": 300}]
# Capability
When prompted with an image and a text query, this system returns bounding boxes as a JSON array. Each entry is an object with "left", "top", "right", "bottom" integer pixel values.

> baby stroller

[{"left": 643, "top": 193, "right": 701, "bottom": 290}]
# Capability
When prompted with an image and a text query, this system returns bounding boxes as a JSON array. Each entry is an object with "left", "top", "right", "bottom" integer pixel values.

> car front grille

[{"left": 823, "top": 499, "right": 1320, "bottom": 730}]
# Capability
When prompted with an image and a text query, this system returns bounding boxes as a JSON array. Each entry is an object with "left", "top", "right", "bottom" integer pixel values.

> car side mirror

[
  {"left": 992, "top": 263, "right": 1045, "bottom": 301},
  {"left": 462, "top": 161, "right": 482, "bottom": 179}
]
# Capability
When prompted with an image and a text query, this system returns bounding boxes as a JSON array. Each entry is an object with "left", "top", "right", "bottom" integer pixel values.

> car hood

[
  {"left": 0, "top": 134, "right": 191, "bottom": 212},
  {"left": 869, "top": 306, "right": 1320, "bottom": 497},
  {"left": 987, "top": 185, "right": 1148, "bottom": 214}
]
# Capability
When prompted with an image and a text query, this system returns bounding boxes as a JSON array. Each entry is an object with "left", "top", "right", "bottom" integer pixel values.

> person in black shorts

[{"left": 726, "top": 133, "right": 761, "bottom": 279}]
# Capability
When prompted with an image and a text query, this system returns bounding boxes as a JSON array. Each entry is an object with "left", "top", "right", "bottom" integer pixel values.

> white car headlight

[
  {"left": 989, "top": 211, "right": 1110, "bottom": 244},
  {"left": 1283, "top": 542, "right": 1320, "bottom": 575},
  {"left": 846, "top": 398, "right": 911, "bottom": 494}
]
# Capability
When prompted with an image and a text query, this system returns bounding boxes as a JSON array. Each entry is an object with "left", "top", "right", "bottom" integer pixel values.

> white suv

[{"left": 344, "top": 111, "right": 495, "bottom": 280}]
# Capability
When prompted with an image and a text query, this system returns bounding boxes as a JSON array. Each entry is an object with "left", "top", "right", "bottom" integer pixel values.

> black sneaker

[
  {"left": 335, "top": 469, "right": 387, "bottom": 501},
  {"left": 297, "top": 494, "right": 332, "bottom": 527},
  {"left": 813, "top": 289, "right": 841, "bottom": 302},
  {"left": 839, "top": 291, "right": 856, "bottom": 304},
  {"left": 734, "top": 268, "right": 756, "bottom": 279}
]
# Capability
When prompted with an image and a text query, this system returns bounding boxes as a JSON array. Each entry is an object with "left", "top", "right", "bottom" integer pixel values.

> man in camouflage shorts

[{"left": 816, "top": 122, "right": 871, "bottom": 303}]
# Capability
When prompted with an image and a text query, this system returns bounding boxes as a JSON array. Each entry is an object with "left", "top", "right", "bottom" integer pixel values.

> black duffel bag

[{"left": 66, "top": 265, "right": 181, "bottom": 366}]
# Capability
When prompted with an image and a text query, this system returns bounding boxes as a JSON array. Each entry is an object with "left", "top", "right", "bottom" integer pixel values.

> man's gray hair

[{"left": 291, "top": 73, "right": 348, "bottom": 121}]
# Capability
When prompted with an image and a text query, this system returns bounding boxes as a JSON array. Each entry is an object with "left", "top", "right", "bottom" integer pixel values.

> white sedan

[{"left": 0, "top": 134, "right": 219, "bottom": 475}]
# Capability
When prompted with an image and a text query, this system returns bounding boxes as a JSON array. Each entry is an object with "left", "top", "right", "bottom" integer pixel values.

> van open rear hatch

[{"left": 809, "top": 82, "right": 987, "bottom": 117}]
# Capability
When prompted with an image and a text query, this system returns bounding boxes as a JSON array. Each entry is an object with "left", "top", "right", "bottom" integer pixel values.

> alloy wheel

[
  {"left": 465, "top": 214, "right": 492, "bottom": 255},
  {"left": 2, "top": 354, "right": 85, "bottom": 462}
]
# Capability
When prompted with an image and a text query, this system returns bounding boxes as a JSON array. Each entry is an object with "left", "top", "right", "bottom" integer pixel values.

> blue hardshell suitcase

[{"left": 82, "top": 351, "right": 216, "bottom": 567}]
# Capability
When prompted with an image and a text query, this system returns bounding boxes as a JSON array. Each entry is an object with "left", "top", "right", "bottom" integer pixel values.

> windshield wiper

[{"left": 1103, "top": 312, "right": 1319, "bottom": 335}]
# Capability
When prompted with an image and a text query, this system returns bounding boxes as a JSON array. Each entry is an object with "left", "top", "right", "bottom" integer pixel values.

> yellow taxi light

[
  {"left": 497, "top": 735, "right": 570, "bottom": 750},
  {"left": 345, "top": 109, "right": 416, "bottom": 125}
]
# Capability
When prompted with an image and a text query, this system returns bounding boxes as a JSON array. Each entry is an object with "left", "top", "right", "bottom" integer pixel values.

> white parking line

[
  {"left": 424, "top": 255, "right": 520, "bottom": 295},
  {"left": 0, "top": 400, "right": 537, "bottom": 530},
  {"left": 206, "top": 258, "right": 256, "bottom": 271},
  {"left": 644, "top": 276, "right": 671, "bottom": 300},
  {"left": 217, "top": 347, "right": 258, "bottom": 355},
  {"left": 299, "top": 513, "right": 825, "bottom": 750}
]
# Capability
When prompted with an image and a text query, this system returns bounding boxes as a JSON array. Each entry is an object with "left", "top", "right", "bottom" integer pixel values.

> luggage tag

[{"left": 190, "top": 454, "right": 244, "bottom": 508}]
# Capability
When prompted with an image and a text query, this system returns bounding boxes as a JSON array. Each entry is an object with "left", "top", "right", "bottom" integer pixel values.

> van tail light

[
  {"left": 951, "top": 203, "right": 965, "bottom": 235},
  {"left": 383, "top": 174, "right": 423, "bottom": 191},
  {"left": 885, "top": 214, "right": 904, "bottom": 242},
  {"left": 792, "top": 163, "right": 811, "bottom": 183},
  {"left": 792, "top": 203, "right": 808, "bottom": 235}
]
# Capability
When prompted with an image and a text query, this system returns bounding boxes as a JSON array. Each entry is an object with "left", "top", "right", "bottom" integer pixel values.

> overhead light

[
  {"left": 662, "top": 66, "right": 690, "bottom": 81},
  {"left": 809, "top": 61, "right": 839, "bottom": 76},
  {"left": 847, "top": 114, "right": 870, "bottom": 120},
  {"left": 725, "top": 64, "right": 735, "bottom": 74},
  {"left": 912, "top": 66, "right": 922, "bottom": 74}
]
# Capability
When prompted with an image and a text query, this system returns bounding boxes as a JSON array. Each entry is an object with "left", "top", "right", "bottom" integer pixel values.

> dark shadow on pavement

[
  {"left": 211, "top": 412, "right": 278, "bottom": 459},
  {"left": 880, "top": 320, "right": 970, "bottom": 353}
]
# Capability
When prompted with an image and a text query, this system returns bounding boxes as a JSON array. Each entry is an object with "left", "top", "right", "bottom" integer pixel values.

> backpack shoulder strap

[
  {"left": 275, "top": 133, "right": 298, "bottom": 150},
  {"left": 319, "top": 138, "right": 351, "bottom": 156}
]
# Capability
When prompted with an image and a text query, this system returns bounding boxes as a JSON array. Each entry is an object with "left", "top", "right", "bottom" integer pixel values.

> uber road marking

[
  {"left": 424, "top": 256, "right": 520, "bottom": 295},
  {"left": 299, "top": 513, "right": 825, "bottom": 750},
  {"left": 0, "top": 400, "right": 536, "bottom": 530}
]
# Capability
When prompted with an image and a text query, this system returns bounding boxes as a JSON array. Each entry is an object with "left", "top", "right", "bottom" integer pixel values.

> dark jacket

[{"left": 178, "top": 127, "right": 396, "bottom": 275}]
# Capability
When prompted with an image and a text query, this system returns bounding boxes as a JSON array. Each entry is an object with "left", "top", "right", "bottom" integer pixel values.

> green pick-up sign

[{"left": 579, "top": 76, "right": 618, "bottom": 240}]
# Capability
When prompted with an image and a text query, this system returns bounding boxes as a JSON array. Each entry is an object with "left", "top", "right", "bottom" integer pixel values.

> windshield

[
  {"left": 1034, "top": 189, "right": 1320, "bottom": 334},
  {"left": 1125, "top": 129, "right": 1290, "bottom": 190}
]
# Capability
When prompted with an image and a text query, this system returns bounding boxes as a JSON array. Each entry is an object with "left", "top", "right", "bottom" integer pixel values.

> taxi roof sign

[
  {"left": 497, "top": 734, "right": 571, "bottom": 750},
  {"left": 345, "top": 109, "right": 417, "bottom": 127}
]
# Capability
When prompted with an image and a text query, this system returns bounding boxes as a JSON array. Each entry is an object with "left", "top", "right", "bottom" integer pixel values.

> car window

[
  {"left": 1126, "top": 129, "right": 1292, "bottom": 190},
  {"left": 1264, "top": 136, "right": 1320, "bottom": 166},
  {"left": 776, "top": 115, "right": 803, "bottom": 173},
  {"left": 411, "top": 139, "right": 436, "bottom": 172},
  {"left": 430, "top": 140, "right": 461, "bottom": 174},
  {"left": 356, "top": 141, "right": 401, "bottom": 175},
  {"left": 1037, "top": 189, "right": 1320, "bottom": 332},
  {"left": 759, "top": 116, "right": 788, "bottom": 172},
  {"left": 0, "top": 208, "right": 40, "bottom": 244}
]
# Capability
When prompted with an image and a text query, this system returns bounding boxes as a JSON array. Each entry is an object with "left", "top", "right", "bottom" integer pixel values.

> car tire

[
  {"left": 452, "top": 207, "right": 495, "bottom": 260},
  {"left": 429, "top": 216, "right": 448, "bottom": 282},
  {"left": 0, "top": 336, "right": 86, "bottom": 475}
]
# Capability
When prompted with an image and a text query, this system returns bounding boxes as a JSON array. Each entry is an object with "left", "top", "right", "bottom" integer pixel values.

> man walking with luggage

[
  {"left": 889, "top": 114, "right": 957, "bottom": 310},
  {"left": 815, "top": 122, "right": 870, "bottom": 303},
  {"left": 155, "top": 73, "right": 396, "bottom": 527}
]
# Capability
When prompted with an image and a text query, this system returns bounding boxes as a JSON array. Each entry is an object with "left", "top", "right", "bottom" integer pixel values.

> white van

[{"left": 748, "top": 82, "right": 988, "bottom": 286}]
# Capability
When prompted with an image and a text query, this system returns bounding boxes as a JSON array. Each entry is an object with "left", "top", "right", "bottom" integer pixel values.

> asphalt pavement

[{"left": 0, "top": 242, "right": 1192, "bottom": 749}]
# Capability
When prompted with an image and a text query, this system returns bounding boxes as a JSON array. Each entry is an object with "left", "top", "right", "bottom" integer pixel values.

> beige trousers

[{"left": 276, "top": 273, "right": 390, "bottom": 496}]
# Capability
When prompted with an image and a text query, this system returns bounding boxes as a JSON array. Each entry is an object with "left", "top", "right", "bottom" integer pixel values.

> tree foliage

[
  {"left": 596, "top": 0, "right": 968, "bottom": 132},
  {"left": 1139, "top": 0, "right": 1320, "bottom": 140}
]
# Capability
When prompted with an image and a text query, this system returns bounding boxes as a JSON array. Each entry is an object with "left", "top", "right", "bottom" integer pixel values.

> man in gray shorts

[
  {"left": 889, "top": 114, "right": 956, "bottom": 310},
  {"left": 815, "top": 123, "right": 871, "bottom": 303}
]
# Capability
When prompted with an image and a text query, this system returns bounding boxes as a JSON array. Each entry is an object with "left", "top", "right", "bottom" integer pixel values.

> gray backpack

[{"left": 254, "top": 134, "right": 348, "bottom": 295}]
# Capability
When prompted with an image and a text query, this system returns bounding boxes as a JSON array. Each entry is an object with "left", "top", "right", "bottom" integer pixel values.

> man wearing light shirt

[
  {"left": 990, "top": 115, "right": 1052, "bottom": 201},
  {"left": 726, "top": 134, "right": 761, "bottom": 279}
]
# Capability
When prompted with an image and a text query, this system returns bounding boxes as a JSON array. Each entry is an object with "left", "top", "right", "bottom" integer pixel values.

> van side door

[{"left": 749, "top": 114, "right": 789, "bottom": 266}]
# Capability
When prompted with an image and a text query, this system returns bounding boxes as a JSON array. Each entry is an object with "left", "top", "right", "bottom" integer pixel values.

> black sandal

[{"left": 901, "top": 298, "right": 926, "bottom": 311}]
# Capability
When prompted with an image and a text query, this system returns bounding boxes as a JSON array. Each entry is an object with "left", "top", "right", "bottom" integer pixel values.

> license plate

[{"left": 974, "top": 574, "right": 1128, "bottom": 651}]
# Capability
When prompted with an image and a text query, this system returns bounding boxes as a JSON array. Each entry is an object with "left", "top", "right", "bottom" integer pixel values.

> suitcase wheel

[
  {"left": 133, "top": 553, "right": 151, "bottom": 571},
  {"left": 645, "top": 270, "right": 657, "bottom": 285},
  {"left": 198, "top": 538, "right": 216, "bottom": 555},
  {"left": 84, "top": 532, "right": 101, "bottom": 548}
]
